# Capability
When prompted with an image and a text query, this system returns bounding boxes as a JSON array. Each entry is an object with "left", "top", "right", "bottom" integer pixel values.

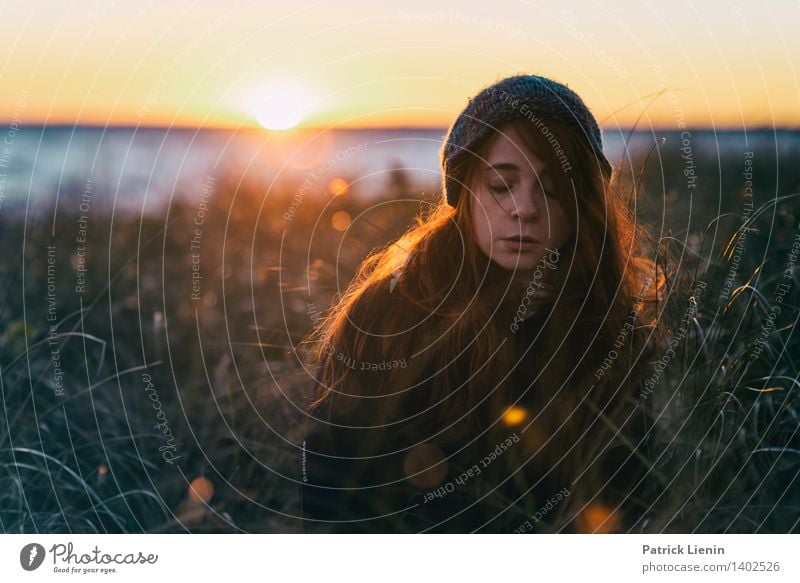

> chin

[{"left": 493, "top": 252, "right": 542, "bottom": 273}]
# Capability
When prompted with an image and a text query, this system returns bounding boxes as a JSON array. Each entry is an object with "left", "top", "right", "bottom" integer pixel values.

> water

[{"left": 0, "top": 125, "right": 796, "bottom": 215}]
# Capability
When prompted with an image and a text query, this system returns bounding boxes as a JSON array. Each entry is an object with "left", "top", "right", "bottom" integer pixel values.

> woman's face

[{"left": 469, "top": 125, "right": 572, "bottom": 278}]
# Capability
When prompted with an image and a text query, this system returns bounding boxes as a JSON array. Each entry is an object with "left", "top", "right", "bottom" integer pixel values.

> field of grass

[{"left": 1, "top": 138, "right": 798, "bottom": 533}]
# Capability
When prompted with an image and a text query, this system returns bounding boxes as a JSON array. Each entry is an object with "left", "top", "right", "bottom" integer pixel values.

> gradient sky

[{"left": 1, "top": 0, "right": 798, "bottom": 130}]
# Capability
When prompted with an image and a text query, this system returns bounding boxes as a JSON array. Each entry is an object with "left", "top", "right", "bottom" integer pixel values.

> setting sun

[{"left": 255, "top": 85, "right": 307, "bottom": 130}]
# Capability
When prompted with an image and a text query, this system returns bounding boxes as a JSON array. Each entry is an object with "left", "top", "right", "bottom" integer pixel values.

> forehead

[{"left": 482, "top": 126, "right": 547, "bottom": 172}]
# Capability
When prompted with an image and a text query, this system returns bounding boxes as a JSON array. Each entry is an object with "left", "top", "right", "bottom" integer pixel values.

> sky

[{"left": 1, "top": 0, "right": 798, "bottom": 130}]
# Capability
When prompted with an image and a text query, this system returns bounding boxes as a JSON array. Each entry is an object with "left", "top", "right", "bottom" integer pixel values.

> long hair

[{"left": 301, "top": 116, "right": 665, "bottom": 524}]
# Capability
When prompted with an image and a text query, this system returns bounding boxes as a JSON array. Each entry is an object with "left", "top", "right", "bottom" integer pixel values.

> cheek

[{"left": 470, "top": 195, "right": 493, "bottom": 249}]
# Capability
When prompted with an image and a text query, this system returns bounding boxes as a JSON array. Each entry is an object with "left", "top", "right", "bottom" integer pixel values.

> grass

[
  {"left": 639, "top": 192, "right": 800, "bottom": 532},
  {"left": 1, "top": 141, "right": 798, "bottom": 533}
]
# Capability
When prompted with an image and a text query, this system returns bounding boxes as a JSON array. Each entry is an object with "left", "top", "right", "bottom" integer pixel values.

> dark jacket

[{"left": 299, "top": 309, "right": 660, "bottom": 533}]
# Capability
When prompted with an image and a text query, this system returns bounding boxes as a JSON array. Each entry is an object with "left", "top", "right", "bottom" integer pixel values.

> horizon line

[{"left": 2, "top": 122, "right": 798, "bottom": 133}]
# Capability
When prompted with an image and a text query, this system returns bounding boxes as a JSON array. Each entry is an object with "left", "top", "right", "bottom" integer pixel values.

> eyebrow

[{"left": 485, "top": 163, "right": 550, "bottom": 176}]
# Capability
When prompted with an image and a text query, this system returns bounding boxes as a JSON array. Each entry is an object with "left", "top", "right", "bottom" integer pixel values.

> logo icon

[{"left": 20, "top": 543, "right": 46, "bottom": 571}]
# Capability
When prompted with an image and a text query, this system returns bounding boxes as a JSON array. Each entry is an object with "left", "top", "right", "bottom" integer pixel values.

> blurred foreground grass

[{"left": 1, "top": 143, "right": 799, "bottom": 533}]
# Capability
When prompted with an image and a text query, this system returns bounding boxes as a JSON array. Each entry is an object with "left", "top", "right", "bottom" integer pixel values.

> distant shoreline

[{"left": 2, "top": 124, "right": 799, "bottom": 134}]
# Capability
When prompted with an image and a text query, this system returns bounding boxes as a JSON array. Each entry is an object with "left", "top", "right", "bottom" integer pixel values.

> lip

[
  {"left": 500, "top": 236, "right": 538, "bottom": 251},
  {"left": 501, "top": 235, "right": 539, "bottom": 242}
]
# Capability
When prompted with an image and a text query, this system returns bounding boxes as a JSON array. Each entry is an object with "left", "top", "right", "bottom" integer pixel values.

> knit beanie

[{"left": 440, "top": 74, "right": 612, "bottom": 207}]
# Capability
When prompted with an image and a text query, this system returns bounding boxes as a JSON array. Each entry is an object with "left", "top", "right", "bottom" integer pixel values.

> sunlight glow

[
  {"left": 255, "top": 85, "right": 307, "bottom": 130},
  {"left": 328, "top": 177, "right": 349, "bottom": 196},
  {"left": 502, "top": 406, "right": 528, "bottom": 427}
]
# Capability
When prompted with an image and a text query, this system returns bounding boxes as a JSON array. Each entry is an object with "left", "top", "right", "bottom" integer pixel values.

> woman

[{"left": 298, "top": 74, "right": 665, "bottom": 533}]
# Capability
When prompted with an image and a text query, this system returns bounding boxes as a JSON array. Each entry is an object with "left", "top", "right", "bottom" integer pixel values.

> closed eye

[{"left": 489, "top": 183, "right": 514, "bottom": 194}]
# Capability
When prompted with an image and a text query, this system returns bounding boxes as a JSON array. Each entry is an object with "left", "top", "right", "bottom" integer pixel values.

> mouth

[
  {"left": 500, "top": 235, "right": 539, "bottom": 251},
  {"left": 500, "top": 235, "right": 539, "bottom": 243}
]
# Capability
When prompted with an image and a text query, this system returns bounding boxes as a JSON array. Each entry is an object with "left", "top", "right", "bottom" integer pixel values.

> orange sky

[{"left": 1, "top": 0, "right": 798, "bottom": 130}]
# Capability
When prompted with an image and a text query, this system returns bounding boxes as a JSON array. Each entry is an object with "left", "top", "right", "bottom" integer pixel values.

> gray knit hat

[{"left": 440, "top": 74, "right": 612, "bottom": 207}]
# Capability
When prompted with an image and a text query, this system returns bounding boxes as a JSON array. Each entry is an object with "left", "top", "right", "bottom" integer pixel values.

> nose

[{"left": 509, "top": 190, "right": 539, "bottom": 221}]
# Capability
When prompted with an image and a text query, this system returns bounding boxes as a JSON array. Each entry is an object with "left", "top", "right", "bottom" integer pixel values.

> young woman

[{"left": 299, "top": 74, "right": 665, "bottom": 533}]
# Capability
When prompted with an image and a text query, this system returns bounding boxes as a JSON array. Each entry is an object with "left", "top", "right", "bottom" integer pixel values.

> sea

[{"left": 0, "top": 125, "right": 796, "bottom": 215}]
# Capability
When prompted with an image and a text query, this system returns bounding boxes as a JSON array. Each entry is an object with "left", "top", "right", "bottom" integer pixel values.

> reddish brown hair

[{"left": 301, "top": 117, "right": 664, "bottom": 506}]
